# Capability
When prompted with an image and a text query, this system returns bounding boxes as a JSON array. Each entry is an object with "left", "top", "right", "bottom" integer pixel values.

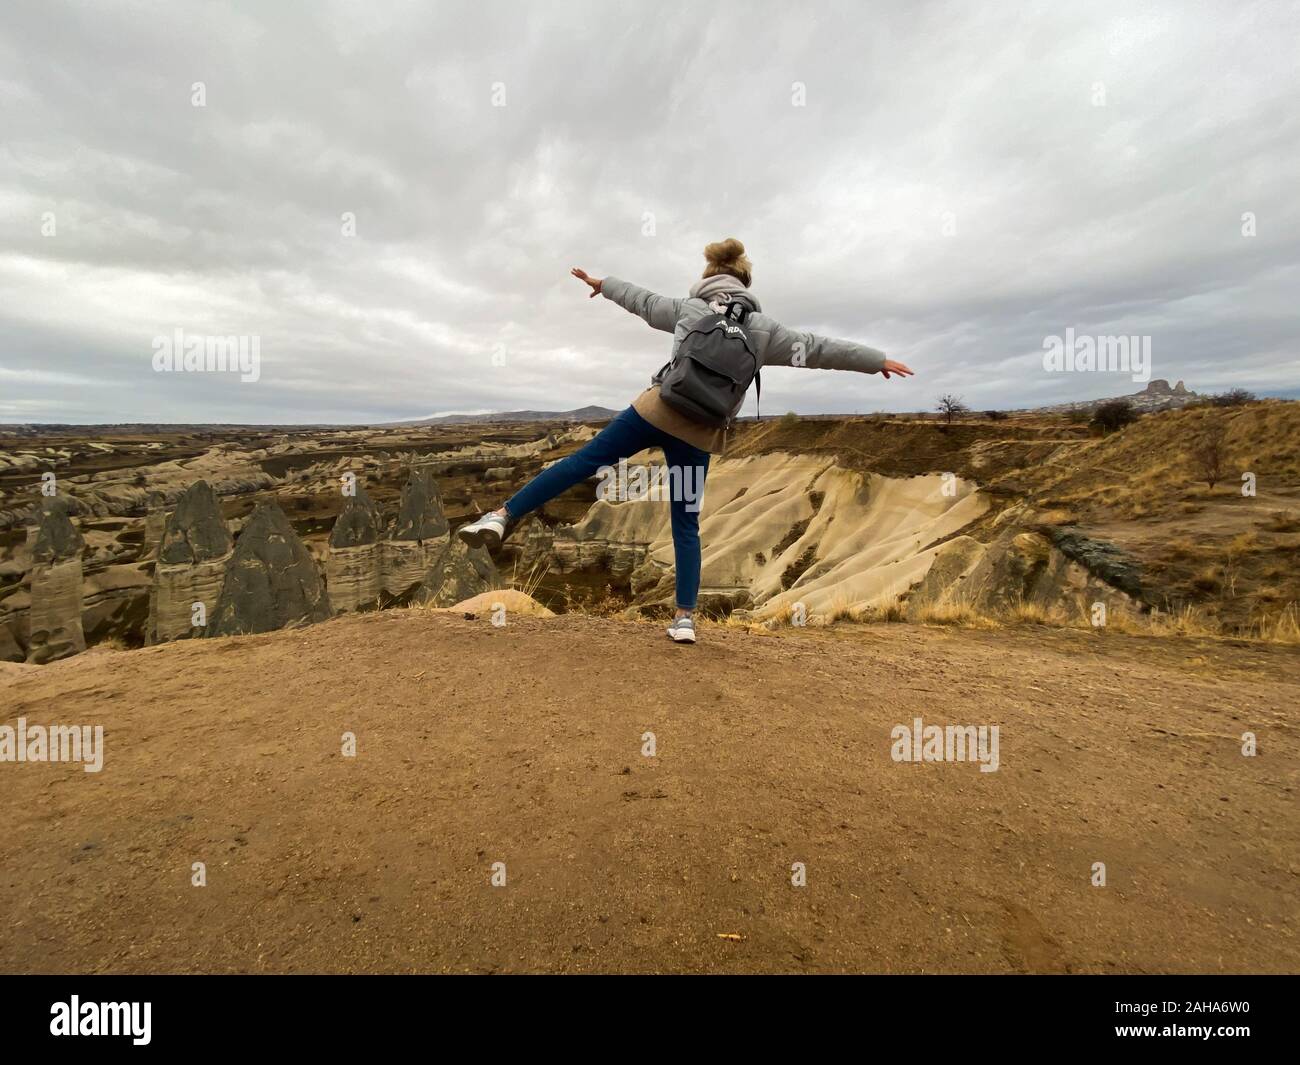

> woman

[{"left": 458, "top": 238, "right": 914, "bottom": 643}]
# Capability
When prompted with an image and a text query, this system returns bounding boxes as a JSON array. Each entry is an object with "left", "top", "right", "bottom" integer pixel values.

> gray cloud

[{"left": 1, "top": 0, "right": 1297, "bottom": 423}]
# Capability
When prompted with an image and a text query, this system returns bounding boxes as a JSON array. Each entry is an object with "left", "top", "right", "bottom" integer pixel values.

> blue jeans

[{"left": 505, "top": 406, "right": 711, "bottom": 610}]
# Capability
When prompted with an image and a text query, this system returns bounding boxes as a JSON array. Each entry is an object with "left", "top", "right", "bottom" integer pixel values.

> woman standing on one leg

[{"left": 458, "top": 238, "right": 914, "bottom": 643}]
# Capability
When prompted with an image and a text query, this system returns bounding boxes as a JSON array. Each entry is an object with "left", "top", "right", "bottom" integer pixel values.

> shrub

[
  {"left": 1091, "top": 398, "right": 1138, "bottom": 433},
  {"left": 1210, "top": 388, "right": 1257, "bottom": 407}
]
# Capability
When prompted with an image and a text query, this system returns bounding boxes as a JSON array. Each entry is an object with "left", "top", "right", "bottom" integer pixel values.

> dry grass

[
  {"left": 1259, "top": 509, "right": 1300, "bottom": 533},
  {"left": 1228, "top": 531, "right": 1261, "bottom": 556},
  {"left": 760, "top": 601, "right": 799, "bottom": 626},
  {"left": 1007, "top": 401, "right": 1300, "bottom": 520},
  {"left": 1244, "top": 603, "right": 1300, "bottom": 645},
  {"left": 820, "top": 593, "right": 861, "bottom": 625},
  {"left": 1143, "top": 604, "right": 1221, "bottom": 638},
  {"left": 1003, "top": 597, "right": 1068, "bottom": 626},
  {"left": 857, "top": 595, "right": 907, "bottom": 623},
  {"left": 502, "top": 559, "right": 550, "bottom": 600},
  {"left": 748, "top": 589, "right": 909, "bottom": 630},
  {"left": 708, "top": 591, "right": 1299, "bottom": 646},
  {"left": 904, "top": 598, "right": 1231, "bottom": 640},
  {"left": 571, "top": 583, "right": 629, "bottom": 618},
  {"left": 912, "top": 603, "right": 1000, "bottom": 629}
]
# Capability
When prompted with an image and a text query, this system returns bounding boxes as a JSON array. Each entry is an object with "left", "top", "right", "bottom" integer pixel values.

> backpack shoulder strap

[{"left": 724, "top": 299, "right": 759, "bottom": 418}]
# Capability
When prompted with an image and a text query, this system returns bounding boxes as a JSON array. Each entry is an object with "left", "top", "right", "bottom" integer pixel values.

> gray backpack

[{"left": 655, "top": 300, "right": 761, "bottom": 428}]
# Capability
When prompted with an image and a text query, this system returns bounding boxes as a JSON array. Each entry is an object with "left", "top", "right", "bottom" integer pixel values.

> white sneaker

[
  {"left": 666, "top": 616, "right": 697, "bottom": 643},
  {"left": 457, "top": 511, "right": 510, "bottom": 551}
]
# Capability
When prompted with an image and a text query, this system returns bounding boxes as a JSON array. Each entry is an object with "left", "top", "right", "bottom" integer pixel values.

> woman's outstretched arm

[
  {"left": 765, "top": 321, "right": 914, "bottom": 379},
  {"left": 572, "top": 267, "right": 683, "bottom": 333}
]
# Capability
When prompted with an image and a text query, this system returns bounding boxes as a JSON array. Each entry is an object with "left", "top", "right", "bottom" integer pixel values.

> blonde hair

[{"left": 702, "top": 237, "right": 752, "bottom": 287}]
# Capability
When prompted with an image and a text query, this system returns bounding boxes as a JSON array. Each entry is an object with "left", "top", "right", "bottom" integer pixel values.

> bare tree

[
  {"left": 1190, "top": 419, "right": 1230, "bottom": 490},
  {"left": 935, "top": 394, "right": 969, "bottom": 424}
]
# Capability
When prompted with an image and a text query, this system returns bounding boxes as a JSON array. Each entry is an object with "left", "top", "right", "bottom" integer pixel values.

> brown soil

[{"left": 2, "top": 612, "right": 1296, "bottom": 974}]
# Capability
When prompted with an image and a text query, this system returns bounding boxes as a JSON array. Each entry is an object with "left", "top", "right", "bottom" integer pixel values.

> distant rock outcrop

[
  {"left": 209, "top": 502, "right": 331, "bottom": 636},
  {"left": 1142, "top": 378, "right": 1192, "bottom": 398},
  {"left": 26, "top": 497, "right": 86, "bottom": 664},
  {"left": 326, "top": 484, "right": 384, "bottom": 613},
  {"left": 1033, "top": 379, "right": 1201, "bottom": 416},
  {"left": 391, "top": 405, "right": 617, "bottom": 427},
  {"left": 147, "top": 480, "right": 233, "bottom": 643}
]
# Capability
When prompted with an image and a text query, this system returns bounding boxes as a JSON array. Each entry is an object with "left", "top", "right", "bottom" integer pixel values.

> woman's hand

[
  {"left": 571, "top": 267, "right": 603, "bottom": 298},
  {"left": 880, "top": 359, "right": 914, "bottom": 380}
]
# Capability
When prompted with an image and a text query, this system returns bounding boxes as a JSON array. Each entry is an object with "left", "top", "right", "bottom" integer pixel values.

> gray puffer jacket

[{"left": 600, "top": 276, "right": 887, "bottom": 375}]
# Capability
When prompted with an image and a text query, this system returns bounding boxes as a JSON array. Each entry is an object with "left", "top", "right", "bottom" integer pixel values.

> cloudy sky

[{"left": 1, "top": 0, "right": 1297, "bottom": 424}]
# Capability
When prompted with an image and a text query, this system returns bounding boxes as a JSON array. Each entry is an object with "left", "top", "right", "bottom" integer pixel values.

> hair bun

[{"left": 704, "top": 237, "right": 746, "bottom": 265}]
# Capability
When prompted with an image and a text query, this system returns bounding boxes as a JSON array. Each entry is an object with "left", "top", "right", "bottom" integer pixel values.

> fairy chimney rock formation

[
  {"left": 382, "top": 467, "right": 451, "bottom": 599},
  {"left": 209, "top": 502, "right": 331, "bottom": 636},
  {"left": 391, "top": 466, "right": 449, "bottom": 542},
  {"left": 31, "top": 496, "right": 85, "bottom": 563},
  {"left": 329, "top": 483, "right": 384, "bottom": 548},
  {"left": 157, "top": 480, "right": 232, "bottom": 564},
  {"left": 326, "top": 484, "right": 384, "bottom": 613},
  {"left": 147, "top": 480, "right": 233, "bottom": 643},
  {"left": 27, "top": 496, "right": 86, "bottom": 663}
]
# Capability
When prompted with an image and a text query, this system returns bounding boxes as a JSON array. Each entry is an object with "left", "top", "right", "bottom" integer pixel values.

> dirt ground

[{"left": 1, "top": 611, "right": 1297, "bottom": 974}]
